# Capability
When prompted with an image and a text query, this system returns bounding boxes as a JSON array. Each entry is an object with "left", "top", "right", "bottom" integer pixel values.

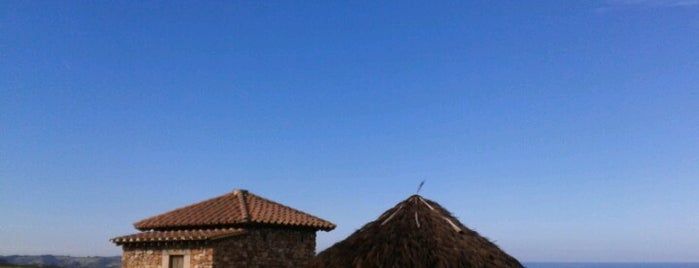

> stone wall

[
  {"left": 212, "top": 228, "right": 316, "bottom": 268},
  {"left": 121, "top": 243, "right": 213, "bottom": 268},
  {"left": 121, "top": 247, "right": 162, "bottom": 268},
  {"left": 119, "top": 228, "right": 315, "bottom": 268}
]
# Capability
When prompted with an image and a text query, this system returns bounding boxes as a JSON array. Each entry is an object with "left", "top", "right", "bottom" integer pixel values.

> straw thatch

[{"left": 310, "top": 195, "right": 523, "bottom": 268}]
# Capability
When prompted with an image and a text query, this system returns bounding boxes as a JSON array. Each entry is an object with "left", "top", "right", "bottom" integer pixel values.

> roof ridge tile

[{"left": 235, "top": 189, "right": 251, "bottom": 223}]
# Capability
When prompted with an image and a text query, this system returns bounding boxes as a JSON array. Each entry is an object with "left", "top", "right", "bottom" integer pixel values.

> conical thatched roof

[{"left": 311, "top": 195, "right": 523, "bottom": 268}]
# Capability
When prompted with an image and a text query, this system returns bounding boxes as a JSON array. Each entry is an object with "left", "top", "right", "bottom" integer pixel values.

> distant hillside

[
  {"left": 0, "top": 263, "right": 57, "bottom": 268},
  {"left": 0, "top": 265, "right": 52, "bottom": 268},
  {"left": 0, "top": 255, "right": 120, "bottom": 268}
]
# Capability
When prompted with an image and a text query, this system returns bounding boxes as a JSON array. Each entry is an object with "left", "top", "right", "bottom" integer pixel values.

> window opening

[{"left": 169, "top": 255, "right": 184, "bottom": 268}]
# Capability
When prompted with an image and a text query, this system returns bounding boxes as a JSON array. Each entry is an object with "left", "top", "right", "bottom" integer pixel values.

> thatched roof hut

[{"left": 311, "top": 194, "right": 523, "bottom": 268}]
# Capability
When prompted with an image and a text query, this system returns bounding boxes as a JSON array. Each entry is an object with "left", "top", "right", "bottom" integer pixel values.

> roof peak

[{"left": 232, "top": 189, "right": 248, "bottom": 195}]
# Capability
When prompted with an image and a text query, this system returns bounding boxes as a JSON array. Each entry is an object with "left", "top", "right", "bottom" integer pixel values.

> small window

[{"left": 169, "top": 255, "right": 184, "bottom": 268}]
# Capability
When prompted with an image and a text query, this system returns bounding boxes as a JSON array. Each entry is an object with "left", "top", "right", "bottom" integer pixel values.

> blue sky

[{"left": 1, "top": 0, "right": 698, "bottom": 262}]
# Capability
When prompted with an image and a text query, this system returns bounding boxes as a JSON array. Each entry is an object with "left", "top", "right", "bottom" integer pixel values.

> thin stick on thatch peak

[{"left": 416, "top": 180, "right": 426, "bottom": 194}]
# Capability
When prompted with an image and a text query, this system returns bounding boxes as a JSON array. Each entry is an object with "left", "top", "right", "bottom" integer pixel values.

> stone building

[{"left": 111, "top": 189, "right": 335, "bottom": 268}]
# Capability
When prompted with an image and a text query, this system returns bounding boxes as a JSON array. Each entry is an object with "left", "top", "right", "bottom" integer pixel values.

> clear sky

[{"left": 1, "top": 0, "right": 698, "bottom": 262}]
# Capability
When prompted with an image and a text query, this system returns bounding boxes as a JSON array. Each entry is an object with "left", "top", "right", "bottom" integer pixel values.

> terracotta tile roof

[
  {"left": 111, "top": 228, "right": 245, "bottom": 245},
  {"left": 133, "top": 189, "right": 336, "bottom": 231}
]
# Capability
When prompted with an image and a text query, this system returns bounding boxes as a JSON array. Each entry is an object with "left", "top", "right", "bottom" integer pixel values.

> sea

[{"left": 525, "top": 264, "right": 699, "bottom": 268}]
